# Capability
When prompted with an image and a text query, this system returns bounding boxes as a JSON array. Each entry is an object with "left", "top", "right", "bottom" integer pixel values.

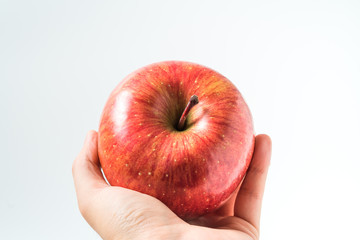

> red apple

[{"left": 98, "top": 61, "right": 255, "bottom": 220}]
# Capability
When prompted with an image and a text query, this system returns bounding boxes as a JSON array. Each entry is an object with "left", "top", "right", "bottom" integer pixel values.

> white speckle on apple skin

[
  {"left": 148, "top": 172, "right": 152, "bottom": 175},
  {"left": 138, "top": 172, "right": 142, "bottom": 176}
]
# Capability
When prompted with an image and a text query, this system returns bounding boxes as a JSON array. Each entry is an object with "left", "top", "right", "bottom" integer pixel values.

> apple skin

[{"left": 98, "top": 61, "right": 255, "bottom": 220}]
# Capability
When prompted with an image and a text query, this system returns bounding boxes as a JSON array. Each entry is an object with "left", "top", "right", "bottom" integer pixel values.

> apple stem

[{"left": 177, "top": 95, "right": 199, "bottom": 131}]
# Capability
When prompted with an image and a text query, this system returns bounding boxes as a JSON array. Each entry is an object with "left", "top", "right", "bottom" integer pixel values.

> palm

[
  {"left": 73, "top": 131, "right": 271, "bottom": 240},
  {"left": 92, "top": 186, "right": 257, "bottom": 240},
  {"left": 187, "top": 214, "right": 259, "bottom": 240}
]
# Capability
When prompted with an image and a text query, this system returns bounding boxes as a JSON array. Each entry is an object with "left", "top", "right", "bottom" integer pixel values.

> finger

[
  {"left": 234, "top": 134, "right": 271, "bottom": 230},
  {"left": 214, "top": 184, "right": 241, "bottom": 216},
  {"left": 72, "top": 130, "right": 108, "bottom": 201}
]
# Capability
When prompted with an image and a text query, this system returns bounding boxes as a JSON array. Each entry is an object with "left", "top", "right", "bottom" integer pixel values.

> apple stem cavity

[{"left": 177, "top": 95, "right": 199, "bottom": 131}]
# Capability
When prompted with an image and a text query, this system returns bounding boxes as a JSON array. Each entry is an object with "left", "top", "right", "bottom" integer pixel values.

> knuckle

[
  {"left": 249, "top": 165, "right": 267, "bottom": 176},
  {"left": 72, "top": 151, "right": 84, "bottom": 176},
  {"left": 241, "top": 186, "right": 263, "bottom": 201},
  {"left": 113, "top": 201, "right": 152, "bottom": 232},
  {"left": 121, "top": 205, "right": 147, "bottom": 227}
]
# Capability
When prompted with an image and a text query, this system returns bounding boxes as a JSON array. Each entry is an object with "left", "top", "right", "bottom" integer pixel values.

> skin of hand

[{"left": 72, "top": 130, "right": 271, "bottom": 240}]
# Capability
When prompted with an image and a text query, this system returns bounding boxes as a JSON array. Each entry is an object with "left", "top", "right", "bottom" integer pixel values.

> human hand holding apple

[
  {"left": 72, "top": 131, "right": 271, "bottom": 240},
  {"left": 98, "top": 61, "right": 255, "bottom": 219},
  {"left": 72, "top": 61, "right": 272, "bottom": 239}
]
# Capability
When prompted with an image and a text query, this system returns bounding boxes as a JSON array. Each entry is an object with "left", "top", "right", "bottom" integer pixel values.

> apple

[{"left": 98, "top": 61, "right": 255, "bottom": 220}]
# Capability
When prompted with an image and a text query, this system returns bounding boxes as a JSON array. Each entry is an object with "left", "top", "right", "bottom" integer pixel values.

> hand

[{"left": 72, "top": 130, "right": 271, "bottom": 240}]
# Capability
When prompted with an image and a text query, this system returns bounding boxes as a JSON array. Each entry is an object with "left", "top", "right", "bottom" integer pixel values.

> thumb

[{"left": 72, "top": 130, "right": 108, "bottom": 204}]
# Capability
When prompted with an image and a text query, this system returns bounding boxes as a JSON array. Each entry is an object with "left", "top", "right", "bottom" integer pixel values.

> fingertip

[
  {"left": 256, "top": 134, "right": 272, "bottom": 149},
  {"left": 84, "top": 130, "right": 98, "bottom": 145},
  {"left": 254, "top": 134, "right": 272, "bottom": 165}
]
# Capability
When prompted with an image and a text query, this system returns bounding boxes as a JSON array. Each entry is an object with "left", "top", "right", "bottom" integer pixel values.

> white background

[{"left": 1, "top": 1, "right": 360, "bottom": 239}]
